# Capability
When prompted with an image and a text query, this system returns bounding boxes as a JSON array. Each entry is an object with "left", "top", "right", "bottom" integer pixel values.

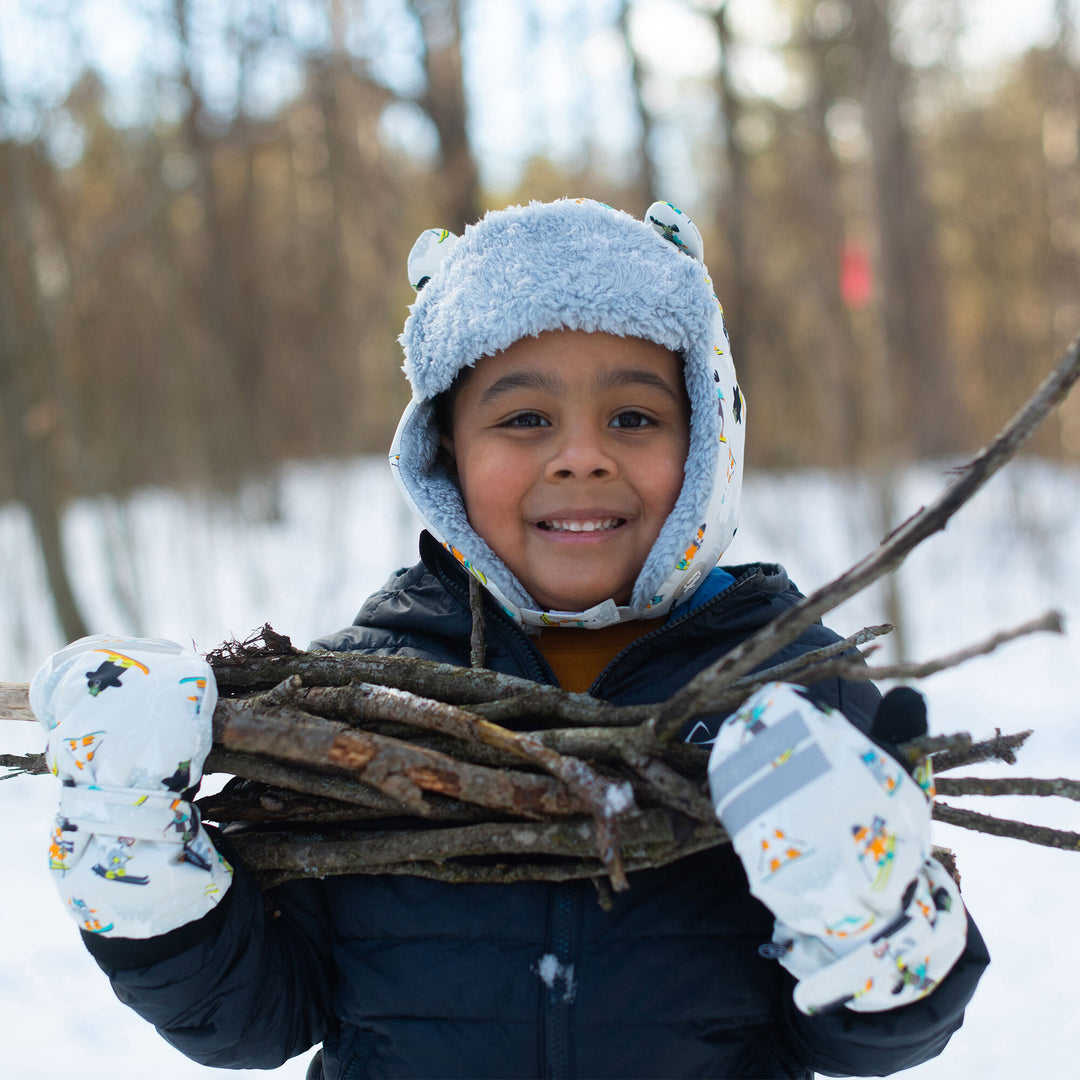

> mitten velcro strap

[{"left": 59, "top": 786, "right": 198, "bottom": 843}]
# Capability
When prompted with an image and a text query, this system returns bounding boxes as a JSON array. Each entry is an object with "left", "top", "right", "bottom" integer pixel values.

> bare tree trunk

[
  {"left": 850, "top": 0, "right": 962, "bottom": 458},
  {"left": 410, "top": 0, "right": 481, "bottom": 232},
  {"left": 1043, "top": 0, "right": 1080, "bottom": 452},
  {"left": 712, "top": 3, "right": 754, "bottom": 361},
  {"left": 798, "top": 18, "right": 862, "bottom": 467},
  {"left": 618, "top": 0, "right": 658, "bottom": 212},
  {"left": 0, "top": 142, "right": 90, "bottom": 643},
  {"left": 173, "top": 0, "right": 269, "bottom": 491}
]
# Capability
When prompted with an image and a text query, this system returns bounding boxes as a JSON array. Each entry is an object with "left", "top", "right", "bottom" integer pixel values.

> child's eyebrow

[
  {"left": 595, "top": 368, "right": 682, "bottom": 401},
  {"left": 477, "top": 370, "right": 565, "bottom": 405},
  {"left": 477, "top": 367, "right": 681, "bottom": 407}
]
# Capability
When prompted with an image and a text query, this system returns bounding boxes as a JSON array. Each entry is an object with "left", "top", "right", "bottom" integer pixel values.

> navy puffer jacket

[{"left": 82, "top": 533, "right": 989, "bottom": 1079}]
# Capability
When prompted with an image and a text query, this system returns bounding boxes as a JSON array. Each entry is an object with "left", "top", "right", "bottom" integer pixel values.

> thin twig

[
  {"left": 933, "top": 729, "right": 1034, "bottom": 773},
  {"left": 892, "top": 733, "right": 972, "bottom": 770},
  {"left": 795, "top": 612, "right": 1065, "bottom": 686},
  {"left": 728, "top": 623, "right": 894, "bottom": 690},
  {"left": 933, "top": 802, "right": 1080, "bottom": 851},
  {"left": 936, "top": 776, "right": 1080, "bottom": 801},
  {"left": 469, "top": 575, "right": 487, "bottom": 669},
  {"left": 0, "top": 752, "right": 49, "bottom": 778}
]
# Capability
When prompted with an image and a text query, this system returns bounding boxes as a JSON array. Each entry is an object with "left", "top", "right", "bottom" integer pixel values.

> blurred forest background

[{"left": 2, "top": 0, "right": 1080, "bottom": 644}]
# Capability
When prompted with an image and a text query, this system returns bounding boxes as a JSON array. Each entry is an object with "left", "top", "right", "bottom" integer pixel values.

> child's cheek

[{"left": 456, "top": 440, "right": 533, "bottom": 533}]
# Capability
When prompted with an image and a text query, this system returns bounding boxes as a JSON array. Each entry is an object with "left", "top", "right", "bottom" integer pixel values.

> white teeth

[{"left": 543, "top": 518, "right": 620, "bottom": 532}]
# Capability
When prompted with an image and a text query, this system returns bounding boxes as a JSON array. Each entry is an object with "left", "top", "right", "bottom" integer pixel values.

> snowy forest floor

[{"left": 2, "top": 456, "right": 1078, "bottom": 1078}]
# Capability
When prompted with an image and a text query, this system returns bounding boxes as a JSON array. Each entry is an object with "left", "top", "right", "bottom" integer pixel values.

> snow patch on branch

[{"left": 604, "top": 780, "right": 634, "bottom": 816}]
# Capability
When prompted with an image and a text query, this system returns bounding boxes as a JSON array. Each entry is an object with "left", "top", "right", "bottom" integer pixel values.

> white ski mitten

[
  {"left": 31, "top": 635, "right": 233, "bottom": 939},
  {"left": 707, "top": 682, "right": 967, "bottom": 1014}
]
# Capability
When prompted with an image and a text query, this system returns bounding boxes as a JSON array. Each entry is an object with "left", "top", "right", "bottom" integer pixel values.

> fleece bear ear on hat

[
  {"left": 644, "top": 201, "right": 704, "bottom": 263},
  {"left": 407, "top": 228, "right": 460, "bottom": 291}
]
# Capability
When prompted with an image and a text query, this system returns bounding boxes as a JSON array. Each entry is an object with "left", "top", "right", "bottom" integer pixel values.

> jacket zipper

[{"left": 542, "top": 884, "right": 580, "bottom": 1079}]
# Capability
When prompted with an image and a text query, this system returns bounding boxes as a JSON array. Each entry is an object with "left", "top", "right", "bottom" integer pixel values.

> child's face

[{"left": 442, "top": 329, "right": 689, "bottom": 612}]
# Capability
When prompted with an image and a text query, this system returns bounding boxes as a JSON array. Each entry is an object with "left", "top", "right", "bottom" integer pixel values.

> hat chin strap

[
  {"left": 512, "top": 599, "right": 625, "bottom": 630},
  {"left": 423, "top": 512, "right": 665, "bottom": 630}
]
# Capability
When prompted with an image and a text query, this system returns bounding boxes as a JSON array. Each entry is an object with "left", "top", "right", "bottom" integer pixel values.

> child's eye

[
  {"left": 610, "top": 410, "right": 654, "bottom": 429},
  {"left": 503, "top": 412, "right": 550, "bottom": 428}
]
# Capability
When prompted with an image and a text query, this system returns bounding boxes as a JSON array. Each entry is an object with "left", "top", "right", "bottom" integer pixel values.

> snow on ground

[{"left": 2, "top": 456, "right": 1079, "bottom": 1078}]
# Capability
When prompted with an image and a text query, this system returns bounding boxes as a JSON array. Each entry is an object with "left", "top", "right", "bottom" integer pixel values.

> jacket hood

[{"left": 389, "top": 198, "right": 745, "bottom": 629}]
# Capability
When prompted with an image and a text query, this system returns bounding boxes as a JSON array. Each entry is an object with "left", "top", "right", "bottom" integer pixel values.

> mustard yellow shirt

[{"left": 536, "top": 621, "right": 664, "bottom": 693}]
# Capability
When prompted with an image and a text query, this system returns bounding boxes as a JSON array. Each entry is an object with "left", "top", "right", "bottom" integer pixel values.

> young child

[{"left": 31, "top": 199, "right": 988, "bottom": 1079}]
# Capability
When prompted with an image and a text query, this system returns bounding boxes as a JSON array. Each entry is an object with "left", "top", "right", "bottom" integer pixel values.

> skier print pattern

[
  {"left": 29, "top": 636, "right": 234, "bottom": 939},
  {"left": 708, "top": 683, "right": 968, "bottom": 1014},
  {"left": 708, "top": 683, "right": 932, "bottom": 934}
]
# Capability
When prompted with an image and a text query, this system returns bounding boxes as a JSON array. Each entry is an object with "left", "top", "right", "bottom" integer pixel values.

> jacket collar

[{"left": 419, "top": 530, "right": 793, "bottom": 640}]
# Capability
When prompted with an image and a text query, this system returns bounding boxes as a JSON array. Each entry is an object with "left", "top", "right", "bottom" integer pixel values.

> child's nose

[{"left": 544, "top": 426, "right": 617, "bottom": 481}]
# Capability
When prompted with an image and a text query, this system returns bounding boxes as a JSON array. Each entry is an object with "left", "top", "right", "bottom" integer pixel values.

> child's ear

[{"left": 437, "top": 432, "right": 458, "bottom": 478}]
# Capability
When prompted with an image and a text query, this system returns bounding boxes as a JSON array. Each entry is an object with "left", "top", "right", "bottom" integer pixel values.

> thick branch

[
  {"left": 202, "top": 748, "right": 492, "bottom": 822},
  {"left": 284, "top": 678, "right": 626, "bottom": 799},
  {"left": 0, "top": 682, "right": 37, "bottom": 723},
  {"left": 467, "top": 692, "right": 651, "bottom": 727},
  {"left": 197, "top": 781, "right": 394, "bottom": 824},
  {"left": 211, "top": 651, "right": 616, "bottom": 721},
  {"left": 532, "top": 727, "right": 708, "bottom": 778},
  {"left": 228, "top": 809, "right": 726, "bottom": 879},
  {"left": 215, "top": 700, "right": 585, "bottom": 820},
  {"left": 619, "top": 754, "right": 716, "bottom": 822},
  {"left": 252, "top": 846, "right": 721, "bottom": 892}
]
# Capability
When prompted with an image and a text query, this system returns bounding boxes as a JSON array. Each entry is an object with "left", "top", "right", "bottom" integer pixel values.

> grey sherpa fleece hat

[{"left": 389, "top": 198, "right": 745, "bottom": 629}]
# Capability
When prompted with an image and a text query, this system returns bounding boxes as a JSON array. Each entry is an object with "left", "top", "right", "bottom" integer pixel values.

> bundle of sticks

[
  {"left": 2, "top": 613, "right": 1074, "bottom": 896},
  {"left": 3, "top": 333, "right": 1080, "bottom": 893},
  {"left": 188, "top": 621, "right": 1076, "bottom": 894}
]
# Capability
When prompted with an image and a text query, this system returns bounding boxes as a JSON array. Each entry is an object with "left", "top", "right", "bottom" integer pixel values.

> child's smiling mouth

[{"left": 535, "top": 517, "right": 628, "bottom": 534}]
